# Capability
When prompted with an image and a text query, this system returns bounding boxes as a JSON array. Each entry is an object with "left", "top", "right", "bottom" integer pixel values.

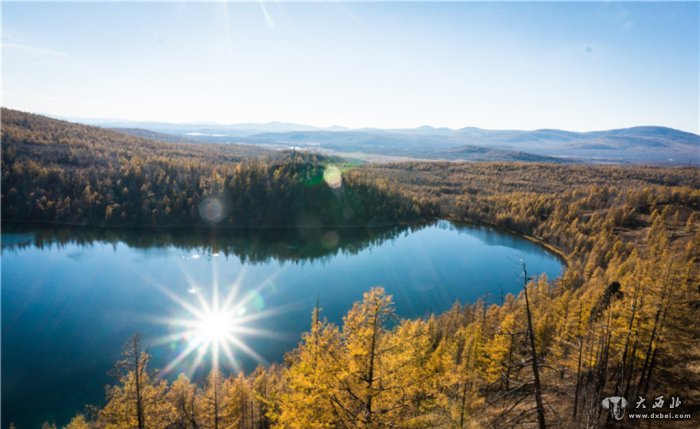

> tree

[
  {"left": 168, "top": 373, "right": 201, "bottom": 428},
  {"left": 100, "top": 335, "right": 174, "bottom": 428},
  {"left": 335, "top": 287, "right": 395, "bottom": 427},
  {"left": 199, "top": 369, "right": 229, "bottom": 429},
  {"left": 64, "top": 414, "right": 90, "bottom": 429},
  {"left": 279, "top": 302, "right": 342, "bottom": 428},
  {"left": 521, "top": 262, "right": 546, "bottom": 429}
]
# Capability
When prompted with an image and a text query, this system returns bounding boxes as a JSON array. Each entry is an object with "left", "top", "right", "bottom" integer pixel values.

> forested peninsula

[{"left": 2, "top": 109, "right": 699, "bottom": 428}]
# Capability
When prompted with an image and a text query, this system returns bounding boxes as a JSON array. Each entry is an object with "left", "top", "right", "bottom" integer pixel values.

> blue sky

[{"left": 2, "top": 2, "right": 698, "bottom": 133}]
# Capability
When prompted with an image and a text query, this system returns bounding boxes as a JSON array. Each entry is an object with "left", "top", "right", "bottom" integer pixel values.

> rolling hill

[{"left": 96, "top": 118, "right": 699, "bottom": 164}]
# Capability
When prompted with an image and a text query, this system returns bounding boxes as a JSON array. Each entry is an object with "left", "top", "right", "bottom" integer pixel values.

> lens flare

[
  {"left": 147, "top": 262, "right": 295, "bottom": 376},
  {"left": 323, "top": 165, "right": 343, "bottom": 189},
  {"left": 198, "top": 197, "right": 226, "bottom": 224}
]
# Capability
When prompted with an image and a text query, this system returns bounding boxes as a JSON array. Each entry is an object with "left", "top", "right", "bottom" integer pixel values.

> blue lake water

[{"left": 1, "top": 220, "right": 563, "bottom": 427}]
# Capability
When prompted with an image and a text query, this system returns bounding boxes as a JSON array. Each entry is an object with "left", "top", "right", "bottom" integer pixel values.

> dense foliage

[
  {"left": 4, "top": 109, "right": 699, "bottom": 428},
  {"left": 1, "top": 109, "right": 426, "bottom": 228}
]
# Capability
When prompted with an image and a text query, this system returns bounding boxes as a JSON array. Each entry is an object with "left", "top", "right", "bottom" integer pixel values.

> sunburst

[{"left": 147, "top": 255, "right": 292, "bottom": 377}]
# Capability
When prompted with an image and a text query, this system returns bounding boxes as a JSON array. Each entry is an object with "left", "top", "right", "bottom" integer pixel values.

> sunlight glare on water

[{"left": 149, "top": 264, "right": 286, "bottom": 376}]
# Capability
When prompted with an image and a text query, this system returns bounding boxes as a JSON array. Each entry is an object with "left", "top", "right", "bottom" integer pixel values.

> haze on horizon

[{"left": 2, "top": 2, "right": 699, "bottom": 134}]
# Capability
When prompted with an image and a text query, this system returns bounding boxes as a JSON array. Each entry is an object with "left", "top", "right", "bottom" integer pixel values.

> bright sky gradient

[{"left": 2, "top": 2, "right": 699, "bottom": 133}]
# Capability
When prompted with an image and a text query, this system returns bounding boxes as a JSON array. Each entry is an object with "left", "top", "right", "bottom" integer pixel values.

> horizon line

[{"left": 3, "top": 105, "right": 699, "bottom": 136}]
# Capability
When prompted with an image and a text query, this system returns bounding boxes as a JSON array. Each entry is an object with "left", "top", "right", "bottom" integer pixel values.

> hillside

[
  {"left": 1, "top": 108, "right": 425, "bottom": 228},
  {"left": 99, "top": 119, "right": 700, "bottom": 164},
  {"left": 1, "top": 108, "right": 271, "bottom": 165}
]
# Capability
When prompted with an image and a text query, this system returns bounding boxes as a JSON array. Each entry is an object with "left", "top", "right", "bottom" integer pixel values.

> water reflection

[{"left": 2, "top": 222, "right": 424, "bottom": 264}]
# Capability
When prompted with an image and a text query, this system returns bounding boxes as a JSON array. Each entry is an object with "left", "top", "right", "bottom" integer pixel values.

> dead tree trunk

[
  {"left": 616, "top": 280, "right": 641, "bottom": 395},
  {"left": 624, "top": 306, "right": 644, "bottom": 399},
  {"left": 636, "top": 309, "right": 661, "bottom": 396},
  {"left": 642, "top": 305, "right": 668, "bottom": 398},
  {"left": 521, "top": 262, "right": 546, "bottom": 429}
]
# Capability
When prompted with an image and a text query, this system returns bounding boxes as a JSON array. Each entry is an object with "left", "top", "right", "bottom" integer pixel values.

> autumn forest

[{"left": 2, "top": 109, "right": 699, "bottom": 428}]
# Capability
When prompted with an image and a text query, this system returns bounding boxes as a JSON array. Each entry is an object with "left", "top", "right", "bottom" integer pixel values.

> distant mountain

[
  {"left": 66, "top": 114, "right": 700, "bottom": 164},
  {"left": 229, "top": 127, "right": 697, "bottom": 164},
  {"left": 108, "top": 127, "right": 196, "bottom": 143},
  {"left": 451, "top": 126, "right": 700, "bottom": 163},
  {"left": 86, "top": 119, "right": 349, "bottom": 137}
]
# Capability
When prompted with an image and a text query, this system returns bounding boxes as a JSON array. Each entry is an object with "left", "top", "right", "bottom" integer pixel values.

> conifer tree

[{"left": 99, "top": 335, "right": 174, "bottom": 428}]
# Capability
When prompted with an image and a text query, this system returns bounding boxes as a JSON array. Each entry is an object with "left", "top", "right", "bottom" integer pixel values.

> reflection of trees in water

[
  {"left": 1, "top": 222, "right": 431, "bottom": 264},
  {"left": 440, "top": 219, "right": 543, "bottom": 250}
]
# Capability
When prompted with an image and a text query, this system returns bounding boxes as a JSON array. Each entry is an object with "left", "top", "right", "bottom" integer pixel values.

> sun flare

[
  {"left": 148, "top": 260, "right": 289, "bottom": 376},
  {"left": 194, "top": 308, "right": 239, "bottom": 347}
]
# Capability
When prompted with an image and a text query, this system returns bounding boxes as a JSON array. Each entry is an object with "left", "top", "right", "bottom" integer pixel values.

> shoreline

[
  {"left": 442, "top": 215, "right": 571, "bottom": 268},
  {"left": 2, "top": 216, "right": 570, "bottom": 267}
]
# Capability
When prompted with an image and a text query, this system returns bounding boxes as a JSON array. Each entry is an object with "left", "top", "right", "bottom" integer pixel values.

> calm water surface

[{"left": 2, "top": 220, "right": 563, "bottom": 427}]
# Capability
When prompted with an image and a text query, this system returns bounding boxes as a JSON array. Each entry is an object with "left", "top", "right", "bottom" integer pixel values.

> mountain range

[{"left": 48, "top": 115, "right": 700, "bottom": 165}]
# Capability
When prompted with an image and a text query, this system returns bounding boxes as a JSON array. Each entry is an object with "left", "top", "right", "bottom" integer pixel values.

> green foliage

[{"left": 1, "top": 109, "right": 425, "bottom": 228}]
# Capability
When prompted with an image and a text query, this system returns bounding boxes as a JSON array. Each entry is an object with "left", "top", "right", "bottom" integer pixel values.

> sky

[{"left": 2, "top": 2, "right": 699, "bottom": 133}]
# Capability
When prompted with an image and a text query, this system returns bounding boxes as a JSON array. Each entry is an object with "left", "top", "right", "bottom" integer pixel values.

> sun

[
  {"left": 197, "top": 311, "right": 234, "bottom": 343},
  {"left": 147, "top": 259, "right": 289, "bottom": 376}
]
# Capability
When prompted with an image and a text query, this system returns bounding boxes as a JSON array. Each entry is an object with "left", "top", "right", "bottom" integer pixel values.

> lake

[{"left": 1, "top": 220, "right": 563, "bottom": 427}]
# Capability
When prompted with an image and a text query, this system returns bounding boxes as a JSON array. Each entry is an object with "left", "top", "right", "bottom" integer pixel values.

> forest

[
  {"left": 2, "top": 109, "right": 699, "bottom": 428},
  {"left": 1, "top": 109, "right": 426, "bottom": 229}
]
